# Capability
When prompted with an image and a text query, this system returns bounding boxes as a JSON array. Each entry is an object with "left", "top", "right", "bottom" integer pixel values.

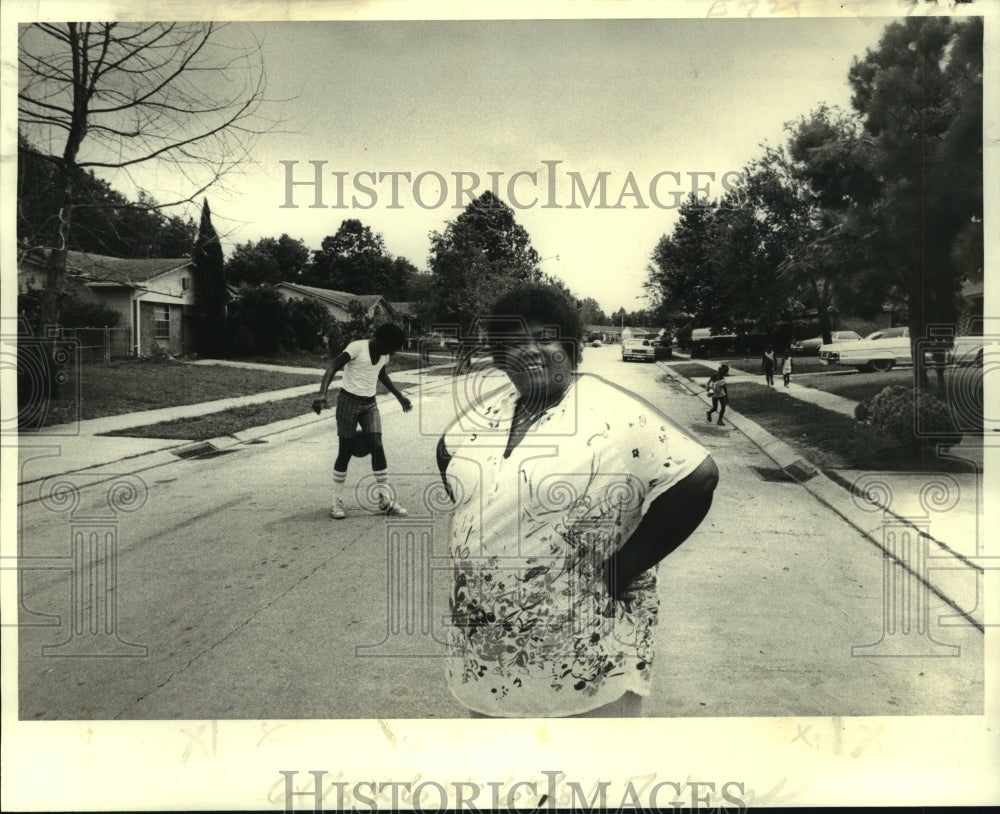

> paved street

[{"left": 16, "top": 345, "right": 983, "bottom": 719}]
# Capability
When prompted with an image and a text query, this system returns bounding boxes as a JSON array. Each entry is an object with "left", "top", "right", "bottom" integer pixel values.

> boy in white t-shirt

[{"left": 314, "top": 323, "right": 412, "bottom": 518}]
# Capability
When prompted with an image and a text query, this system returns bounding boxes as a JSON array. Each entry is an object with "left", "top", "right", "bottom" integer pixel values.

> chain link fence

[{"left": 59, "top": 326, "right": 132, "bottom": 361}]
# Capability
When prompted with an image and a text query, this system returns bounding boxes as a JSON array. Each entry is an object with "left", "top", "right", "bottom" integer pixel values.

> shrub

[
  {"left": 857, "top": 385, "right": 962, "bottom": 450},
  {"left": 226, "top": 284, "right": 288, "bottom": 357},
  {"left": 325, "top": 321, "right": 349, "bottom": 356},
  {"left": 18, "top": 283, "right": 122, "bottom": 332},
  {"left": 286, "top": 298, "right": 332, "bottom": 352}
]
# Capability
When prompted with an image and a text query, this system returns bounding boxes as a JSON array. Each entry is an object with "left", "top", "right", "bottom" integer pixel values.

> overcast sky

[{"left": 106, "top": 14, "right": 896, "bottom": 315}]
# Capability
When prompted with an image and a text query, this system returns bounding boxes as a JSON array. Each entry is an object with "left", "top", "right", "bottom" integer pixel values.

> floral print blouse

[{"left": 439, "top": 374, "right": 710, "bottom": 717}]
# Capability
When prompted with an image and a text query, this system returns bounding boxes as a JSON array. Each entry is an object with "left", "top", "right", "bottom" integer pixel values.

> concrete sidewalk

[
  {"left": 674, "top": 353, "right": 986, "bottom": 466},
  {"left": 660, "top": 357, "right": 988, "bottom": 629},
  {"left": 15, "top": 359, "right": 454, "bottom": 486}
]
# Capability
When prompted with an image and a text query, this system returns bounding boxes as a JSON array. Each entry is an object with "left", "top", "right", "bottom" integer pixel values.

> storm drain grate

[
  {"left": 784, "top": 460, "right": 819, "bottom": 483},
  {"left": 751, "top": 466, "right": 795, "bottom": 483},
  {"left": 750, "top": 462, "right": 819, "bottom": 483},
  {"left": 172, "top": 442, "right": 241, "bottom": 460}
]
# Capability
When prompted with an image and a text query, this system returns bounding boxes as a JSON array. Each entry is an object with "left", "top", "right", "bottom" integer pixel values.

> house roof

[
  {"left": 277, "top": 283, "right": 390, "bottom": 313},
  {"left": 20, "top": 248, "right": 192, "bottom": 286},
  {"left": 586, "top": 324, "right": 663, "bottom": 334},
  {"left": 389, "top": 301, "right": 417, "bottom": 317}
]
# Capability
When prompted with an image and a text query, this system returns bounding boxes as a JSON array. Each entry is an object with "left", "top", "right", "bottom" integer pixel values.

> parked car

[
  {"left": 589, "top": 339, "right": 603, "bottom": 347},
  {"left": 621, "top": 338, "right": 655, "bottom": 362},
  {"left": 819, "top": 327, "right": 911, "bottom": 372},
  {"left": 653, "top": 339, "right": 673, "bottom": 360},
  {"left": 791, "top": 330, "right": 862, "bottom": 355},
  {"left": 923, "top": 334, "right": 986, "bottom": 369},
  {"left": 689, "top": 327, "right": 738, "bottom": 357}
]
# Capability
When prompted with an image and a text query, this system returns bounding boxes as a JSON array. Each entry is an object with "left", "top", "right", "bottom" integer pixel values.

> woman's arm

[
  {"left": 436, "top": 435, "right": 454, "bottom": 502},
  {"left": 604, "top": 455, "right": 719, "bottom": 599}
]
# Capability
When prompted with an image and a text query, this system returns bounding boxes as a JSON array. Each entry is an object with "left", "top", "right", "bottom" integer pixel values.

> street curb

[
  {"left": 16, "top": 373, "right": 455, "bottom": 493},
  {"left": 661, "top": 362, "right": 984, "bottom": 630}
]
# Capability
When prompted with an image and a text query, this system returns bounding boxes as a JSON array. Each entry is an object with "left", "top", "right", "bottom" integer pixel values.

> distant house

[
  {"left": 17, "top": 248, "right": 195, "bottom": 357},
  {"left": 275, "top": 283, "right": 396, "bottom": 325},
  {"left": 388, "top": 301, "right": 420, "bottom": 337},
  {"left": 585, "top": 324, "right": 623, "bottom": 344}
]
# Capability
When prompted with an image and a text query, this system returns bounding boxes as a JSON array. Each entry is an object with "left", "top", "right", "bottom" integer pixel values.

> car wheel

[{"left": 868, "top": 358, "right": 894, "bottom": 373}]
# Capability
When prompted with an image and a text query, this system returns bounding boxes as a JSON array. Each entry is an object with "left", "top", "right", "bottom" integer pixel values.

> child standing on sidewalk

[
  {"left": 761, "top": 345, "right": 777, "bottom": 386},
  {"left": 782, "top": 352, "right": 793, "bottom": 388},
  {"left": 706, "top": 364, "right": 729, "bottom": 426},
  {"left": 314, "top": 323, "right": 413, "bottom": 519}
]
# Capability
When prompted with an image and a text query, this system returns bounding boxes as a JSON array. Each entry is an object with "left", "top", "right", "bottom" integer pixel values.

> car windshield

[{"left": 864, "top": 328, "right": 905, "bottom": 340}]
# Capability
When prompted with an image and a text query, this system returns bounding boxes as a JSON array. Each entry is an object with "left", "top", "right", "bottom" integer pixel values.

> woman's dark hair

[
  {"left": 374, "top": 322, "right": 406, "bottom": 351},
  {"left": 486, "top": 283, "right": 583, "bottom": 366}
]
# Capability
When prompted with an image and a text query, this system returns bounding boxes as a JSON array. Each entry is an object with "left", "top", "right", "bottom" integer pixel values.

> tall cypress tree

[{"left": 192, "top": 198, "right": 227, "bottom": 356}]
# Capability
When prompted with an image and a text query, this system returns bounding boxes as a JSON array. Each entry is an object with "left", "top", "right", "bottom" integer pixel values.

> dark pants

[{"left": 707, "top": 397, "right": 727, "bottom": 421}]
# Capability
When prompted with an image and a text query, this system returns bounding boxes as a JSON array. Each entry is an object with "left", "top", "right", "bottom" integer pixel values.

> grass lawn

[
  {"left": 727, "top": 381, "right": 970, "bottom": 472},
  {"left": 792, "top": 368, "right": 912, "bottom": 402},
  {"left": 671, "top": 357, "right": 976, "bottom": 407},
  {"left": 711, "top": 355, "right": 830, "bottom": 375},
  {"left": 668, "top": 362, "right": 720, "bottom": 383},
  {"left": 101, "top": 381, "right": 417, "bottom": 441},
  {"left": 30, "top": 358, "right": 325, "bottom": 427},
  {"left": 663, "top": 362, "right": 971, "bottom": 472},
  {"left": 26, "top": 352, "right": 444, "bottom": 430}
]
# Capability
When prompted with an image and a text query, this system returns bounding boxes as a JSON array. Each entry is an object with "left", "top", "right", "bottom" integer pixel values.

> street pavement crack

[{"left": 113, "top": 523, "right": 370, "bottom": 719}]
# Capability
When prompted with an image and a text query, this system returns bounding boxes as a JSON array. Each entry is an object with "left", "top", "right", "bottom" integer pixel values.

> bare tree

[{"left": 17, "top": 21, "right": 275, "bottom": 352}]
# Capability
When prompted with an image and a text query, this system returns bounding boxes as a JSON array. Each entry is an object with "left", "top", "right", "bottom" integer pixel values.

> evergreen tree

[{"left": 192, "top": 199, "right": 228, "bottom": 357}]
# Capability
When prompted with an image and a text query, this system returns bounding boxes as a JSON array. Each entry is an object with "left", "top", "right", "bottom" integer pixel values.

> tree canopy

[
  {"left": 800, "top": 16, "right": 983, "bottom": 382},
  {"left": 426, "top": 191, "right": 542, "bottom": 331},
  {"left": 303, "top": 219, "right": 421, "bottom": 298},
  {"left": 226, "top": 234, "right": 311, "bottom": 286},
  {"left": 17, "top": 21, "right": 273, "bottom": 339},
  {"left": 18, "top": 135, "right": 197, "bottom": 259},
  {"left": 645, "top": 15, "right": 983, "bottom": 372}
]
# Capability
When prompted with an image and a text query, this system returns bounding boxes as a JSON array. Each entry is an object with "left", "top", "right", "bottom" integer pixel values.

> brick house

[{"left": 18, "top": 249, "right": 195, "bottom": 357}]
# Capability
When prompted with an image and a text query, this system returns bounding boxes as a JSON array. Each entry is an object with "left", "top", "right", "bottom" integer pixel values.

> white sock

[
  {"left": 332, "top": 470, "right": 347, "bottom": 500},
  {"left": 373, "top": 468, "right": 389, "bottom": 501}
]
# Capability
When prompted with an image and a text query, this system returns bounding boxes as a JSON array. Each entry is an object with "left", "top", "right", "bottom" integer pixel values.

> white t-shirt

[{"left": 341, "top": 339, "right": 389, "bottom": 397}]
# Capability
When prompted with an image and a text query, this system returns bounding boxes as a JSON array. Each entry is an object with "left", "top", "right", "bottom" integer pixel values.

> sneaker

[
  {"left": 378, "top": 494, "right": 409, "bottom": 516},
  {"left": 706, "top": 410, "right": 712, "bottom": 422},
  {"left": 717, "top": 419, "right": 725, "bottom": 426},
  {"left": 330, "top": 497, "right": 346, "bottom": 519}
]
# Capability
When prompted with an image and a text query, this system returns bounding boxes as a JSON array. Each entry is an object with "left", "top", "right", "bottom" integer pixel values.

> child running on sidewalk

[
  {"left": 705, "top": 364, "right": 729, "bottom": 426},
  {"left": 314, "top": 323, "right": 413, "bottom": 519}
]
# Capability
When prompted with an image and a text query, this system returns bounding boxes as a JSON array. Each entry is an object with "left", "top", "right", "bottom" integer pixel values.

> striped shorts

[{"left": 335, "top": 389, "right": 381, "bottom": 437}]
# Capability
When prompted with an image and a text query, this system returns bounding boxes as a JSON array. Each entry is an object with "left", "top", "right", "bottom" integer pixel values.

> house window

[
  {"left": 153, "top": 305, "right": 170, "bottom": 339},
  {"left": 182, "top": 277, "right": 190, "bottom": 291}
]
